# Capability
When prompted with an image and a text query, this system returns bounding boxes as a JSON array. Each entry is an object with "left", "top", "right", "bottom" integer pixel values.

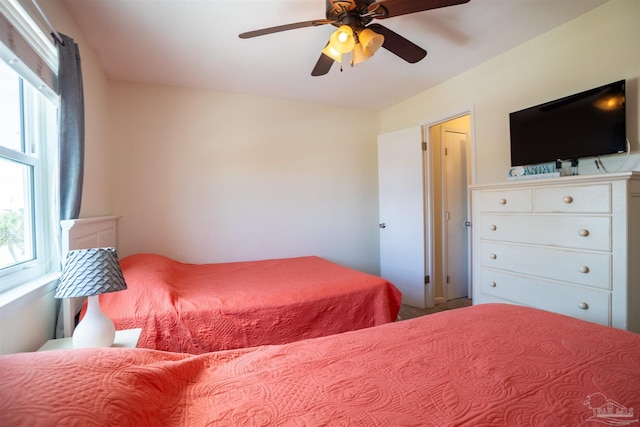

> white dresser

[{"left": 471, "top": 172, "right": 640, "bottom": 332}]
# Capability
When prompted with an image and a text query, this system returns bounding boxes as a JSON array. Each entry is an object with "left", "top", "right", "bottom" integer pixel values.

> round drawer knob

[
  {"left": 578, "top": 229, "right": 589, "bottom": 237},
  {"left": 578, "top": 266, "right": 590, "bottom": 274},
  {"left": 499, "top": 198, "right": 507, "bottom": 205},
  {"left": 490, "top": 253, "right": 497, "bottom": 259},
  {"left": 563, "top": 196, "right": 574, "bottom": 204},
  {"left": 578, "top": 302, "right": 589, "bottom": 310},
  {"left": 489, "top": 281, "right": 497, "bottom": 288},
  {"left": 489, "top": 225, "right": 497, "bottom": 231}
]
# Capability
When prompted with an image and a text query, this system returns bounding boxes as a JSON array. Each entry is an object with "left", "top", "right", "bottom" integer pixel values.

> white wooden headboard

[{"left": 59, "top": 216, "right": 118, "bottom": 338}]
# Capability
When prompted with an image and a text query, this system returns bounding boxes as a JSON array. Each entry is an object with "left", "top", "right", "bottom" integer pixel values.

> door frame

[
  {"left": 421, "top": 106, "right": 476, "bottom": 306},
  {"left": 440, "top": 126, "right": 470, "bottom": 300}
]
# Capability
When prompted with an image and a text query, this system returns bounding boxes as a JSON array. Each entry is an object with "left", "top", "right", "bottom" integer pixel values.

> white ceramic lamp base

[{"left": 72, "top": 295, "right": 116, "bottom": 348}]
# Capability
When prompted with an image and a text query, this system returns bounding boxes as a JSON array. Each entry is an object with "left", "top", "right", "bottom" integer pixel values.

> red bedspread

[
  {"left": 94, "top": 254, "right": 401, "bottom": 353},
  {"left": 3, "top": 304, "right": 639, "bottom": 426}
]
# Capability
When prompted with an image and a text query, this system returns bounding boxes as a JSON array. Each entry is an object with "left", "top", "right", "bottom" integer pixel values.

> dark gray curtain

[{"left": 57, "top": 33, "right": 84, "bottom": 220}]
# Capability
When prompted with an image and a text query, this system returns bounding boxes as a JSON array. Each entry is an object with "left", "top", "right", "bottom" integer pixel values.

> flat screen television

[{"left": 509, "top": 80, "right": 626, "bottom": 166}]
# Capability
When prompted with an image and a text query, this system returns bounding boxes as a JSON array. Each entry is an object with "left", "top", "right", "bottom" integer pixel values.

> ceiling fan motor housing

[{"left": 326, "top": 0, "right": 377, "bottom": 28}]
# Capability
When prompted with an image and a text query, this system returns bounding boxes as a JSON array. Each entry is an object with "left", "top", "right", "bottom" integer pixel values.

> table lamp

[{"left": 55, "top": 247, "right": 127, "bottom": 348}]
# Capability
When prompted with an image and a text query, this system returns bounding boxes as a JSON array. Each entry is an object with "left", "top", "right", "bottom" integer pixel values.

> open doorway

[
  {"left": 425, "top": 114, "right": 473, "bottom": 305},
  {"left": 377, "top": 112, "right": 474, "bottom": 310}
]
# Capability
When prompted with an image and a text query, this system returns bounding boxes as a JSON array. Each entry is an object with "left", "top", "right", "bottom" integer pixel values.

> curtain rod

[{"left": 30, "top": 0, "right": 64, "bottom": 45}]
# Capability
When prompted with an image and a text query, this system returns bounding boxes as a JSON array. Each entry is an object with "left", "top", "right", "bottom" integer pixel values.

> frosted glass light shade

[
  {"left": 359, "top": 28, "right": 384, "bottom": 56},
  {"left": 329, "top": 25, "right": 355, "bottom": 54},
  {"left": 352, "top": 43, "right": 372, "bottom": 65},
  {"left": 322, "top": 44, "right": 342, "bottom": 63},
  {"left": 72, "top": 295, "right": 116, "bottom": 348}
]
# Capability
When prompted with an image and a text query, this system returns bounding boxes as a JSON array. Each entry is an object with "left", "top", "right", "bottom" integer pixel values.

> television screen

[{"left": 509, "top": 80, "right": 626, "bottom": 166}]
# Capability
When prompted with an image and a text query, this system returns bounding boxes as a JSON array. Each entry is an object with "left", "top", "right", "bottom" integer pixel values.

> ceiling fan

[{"left": 239, "top": 0, "right": 470, "bottom": 76}]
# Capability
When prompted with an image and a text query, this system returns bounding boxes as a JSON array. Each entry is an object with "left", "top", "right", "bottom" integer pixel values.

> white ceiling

[{"left": 61, "top": 0, "right": 608, "bottom": 111}]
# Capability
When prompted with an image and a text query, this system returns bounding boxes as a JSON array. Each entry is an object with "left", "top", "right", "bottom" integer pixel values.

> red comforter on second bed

[
  {"left": 93, "top": 254, "right": 401, "bottom": 353},
  {"left": 3, "top": 304, "right": 640, "bottom": 426}
]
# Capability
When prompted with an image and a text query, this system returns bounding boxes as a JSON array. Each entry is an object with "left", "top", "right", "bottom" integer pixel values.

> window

[{"left": 0, "top": 57, "right": 58, "bottom": 291}]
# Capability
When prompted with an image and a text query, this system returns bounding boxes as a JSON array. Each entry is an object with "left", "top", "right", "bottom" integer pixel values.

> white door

[
  {"left": 441, "top": 128, "right": 469, "bottom": 299},
  {"left": 378, "top": 127, "right": 428, "bottom": 308}
]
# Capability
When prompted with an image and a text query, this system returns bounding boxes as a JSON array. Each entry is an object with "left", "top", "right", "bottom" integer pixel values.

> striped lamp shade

[{"left": 55, "top": 247, "right": 127, "bottom": 298}]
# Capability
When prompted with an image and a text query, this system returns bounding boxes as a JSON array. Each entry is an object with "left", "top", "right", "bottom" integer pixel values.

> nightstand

[{"left": 38, "top": 328, "right": 142, "bottom": 351}]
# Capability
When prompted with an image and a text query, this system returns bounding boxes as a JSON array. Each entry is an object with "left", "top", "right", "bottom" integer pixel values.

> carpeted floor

[{"left": 398, "top": 298, "right": 472, "bottom": 320}]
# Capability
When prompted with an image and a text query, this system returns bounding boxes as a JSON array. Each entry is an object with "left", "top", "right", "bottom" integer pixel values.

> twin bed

[
  {"left": 2, "top": 303, "right": 639, "bottom": 425},
  {"left": 97, "top": 253, "right": 401, "bottom": 353},
  {"left": 62, "top": 217, "right": 401, "bottom": 353}
]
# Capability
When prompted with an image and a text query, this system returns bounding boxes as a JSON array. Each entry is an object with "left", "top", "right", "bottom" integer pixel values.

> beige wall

[
  {"left": 109, "top": 83, "right": 381, "bottom": 273},
  {"left": 380, "top": 0, "right": 640, "bottom": 184}
]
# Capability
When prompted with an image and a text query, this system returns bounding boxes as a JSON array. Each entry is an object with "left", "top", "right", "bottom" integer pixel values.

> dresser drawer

[
  {"left": 478, "top": 269, "right": 610, "bottom": 325},
  {"left": 534, "top": 184, "right": 611, "bottom": 213},
  {"left": 478, "top": 189, "right": 532, "bottom": 213},
  {"left": 480, "top": 214, "right": 611, "bottom": 251},
  {"left": 480, "top": 242, "right": 611, "bottom": 289}
]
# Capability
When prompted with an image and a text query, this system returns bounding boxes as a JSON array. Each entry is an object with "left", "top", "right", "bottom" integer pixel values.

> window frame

[
  {"left": 0, "top": 59, "right": 58, "bottom": 292},
  {"left": 0, "top": 0, "right": 60, "bottom": 295}
]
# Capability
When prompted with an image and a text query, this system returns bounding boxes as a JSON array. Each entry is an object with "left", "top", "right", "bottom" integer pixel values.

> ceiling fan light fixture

[
  {"left": 322, "top": 44, "right": 343, "bottom": 63},
  {"left": 329, "top": 25, "right": 356, "bottom": 54},
  {"left": 358, "top": 28, "right": 384, "bottom": 56},
  {"left": 240, "top": 0, "right": 471, "bottom": 76}
]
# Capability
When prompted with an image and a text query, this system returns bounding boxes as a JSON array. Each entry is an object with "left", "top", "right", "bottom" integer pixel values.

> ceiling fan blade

[
  {"left": 311, "top": 52, "right": 334, "bottom": 76},
  {"left": 239, "top": 19, "right": 333, "bottom": 39},
  {"left": 368, "top": 0, "right": 470, "bottom": 19},
  {"left": 368, "top": 23, "right": 427, "bottom": 63}
]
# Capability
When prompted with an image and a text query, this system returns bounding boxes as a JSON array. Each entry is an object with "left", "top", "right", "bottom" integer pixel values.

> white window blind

[{"left": 0, "top": 0, "right": 58, "bottom": 101}]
